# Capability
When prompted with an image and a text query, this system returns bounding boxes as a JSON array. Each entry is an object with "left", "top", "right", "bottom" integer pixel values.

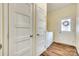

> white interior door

[
  {"left": 9, "top": 4, "right": 33, "bottom": 56},
  {"left": 0, "top": 4, "right": 2, "bottom": 56},
  {"left": 36, "top": 4, "right": 46, "bottom": 55}
]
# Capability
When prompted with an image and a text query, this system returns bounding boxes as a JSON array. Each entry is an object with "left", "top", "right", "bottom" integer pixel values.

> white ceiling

[{"left": 47, "top": 3, "right": 73, "bottom": 12}]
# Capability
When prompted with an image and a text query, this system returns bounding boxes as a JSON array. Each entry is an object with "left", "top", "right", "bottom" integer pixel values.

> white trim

[
  {"left": 3, "top": 4, "right": 9, "bottom": 56},
  {"left": 0, "top": 3, "right": 3, "bottom": 56}
]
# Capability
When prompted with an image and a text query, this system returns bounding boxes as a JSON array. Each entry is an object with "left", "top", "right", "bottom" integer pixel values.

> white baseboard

[{"left": 54, "top": 41, "right": 76, "bottom": 47}]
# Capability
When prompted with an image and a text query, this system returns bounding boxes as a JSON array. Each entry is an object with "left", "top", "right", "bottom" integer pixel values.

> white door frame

[
  {"left": 3, "top": 4, "right": 9, "bottom": 56},
  {"left": 0, "top": 3, "right": 3, "bottom": 56}
]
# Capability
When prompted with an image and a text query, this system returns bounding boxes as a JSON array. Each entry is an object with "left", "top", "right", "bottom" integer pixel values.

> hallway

[
  {"left": 41, "top": 42, "right": 78, "bottom": 56},
  {"left": 0, "top": 3, "right": 79, "bottom": 56}
]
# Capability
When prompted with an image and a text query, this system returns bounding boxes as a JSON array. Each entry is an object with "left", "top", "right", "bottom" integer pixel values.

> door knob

[
  {"left": 0, "top": 44, "right": 2, "bottom": 49},
  {"left": 37, "top": 34, "right": 40, "bottom": 36},
  {"left": 30, "top": 35, "right": 33, "bottom": 37}
]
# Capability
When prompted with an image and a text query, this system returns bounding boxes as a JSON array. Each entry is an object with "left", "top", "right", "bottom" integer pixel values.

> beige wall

[{"left": 47, "top": 4, "right": 77, "bottom": 46}]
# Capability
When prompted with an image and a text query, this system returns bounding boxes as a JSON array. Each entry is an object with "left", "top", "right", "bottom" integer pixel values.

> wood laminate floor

[{"left": 41, "top": 42, "right": 78, "bottom": 56}]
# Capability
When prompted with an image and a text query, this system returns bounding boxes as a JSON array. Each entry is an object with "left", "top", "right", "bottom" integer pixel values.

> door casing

[{"left": 0, "top": 3, "right": 3, "bottom": 56}]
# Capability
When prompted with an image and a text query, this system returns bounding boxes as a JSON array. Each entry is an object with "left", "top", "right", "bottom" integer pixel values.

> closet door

[
  {"left": 9, "top": 4, "right": 33, "bottom": 56},
  {"left": 0, "top": 4, "right": 2, "bottom": 56},
  {"left": 35, "top": 4, "right": 47, "bottom": 55}
]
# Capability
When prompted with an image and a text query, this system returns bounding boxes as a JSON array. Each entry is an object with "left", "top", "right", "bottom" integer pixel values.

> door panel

[
  {"left": 0, "top": 4, "right": 2, "bottom": 56},
  {"left": 9, "top": 3, "right": 33, "bottom": 56},
  {"left": 35, "top": 4, "right": 46, "bottom": 55}
]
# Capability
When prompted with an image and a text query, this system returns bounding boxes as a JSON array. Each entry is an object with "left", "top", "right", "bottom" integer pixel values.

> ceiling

[{"left": 47, "top": 3, "right": 73, "bottom": 12}]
